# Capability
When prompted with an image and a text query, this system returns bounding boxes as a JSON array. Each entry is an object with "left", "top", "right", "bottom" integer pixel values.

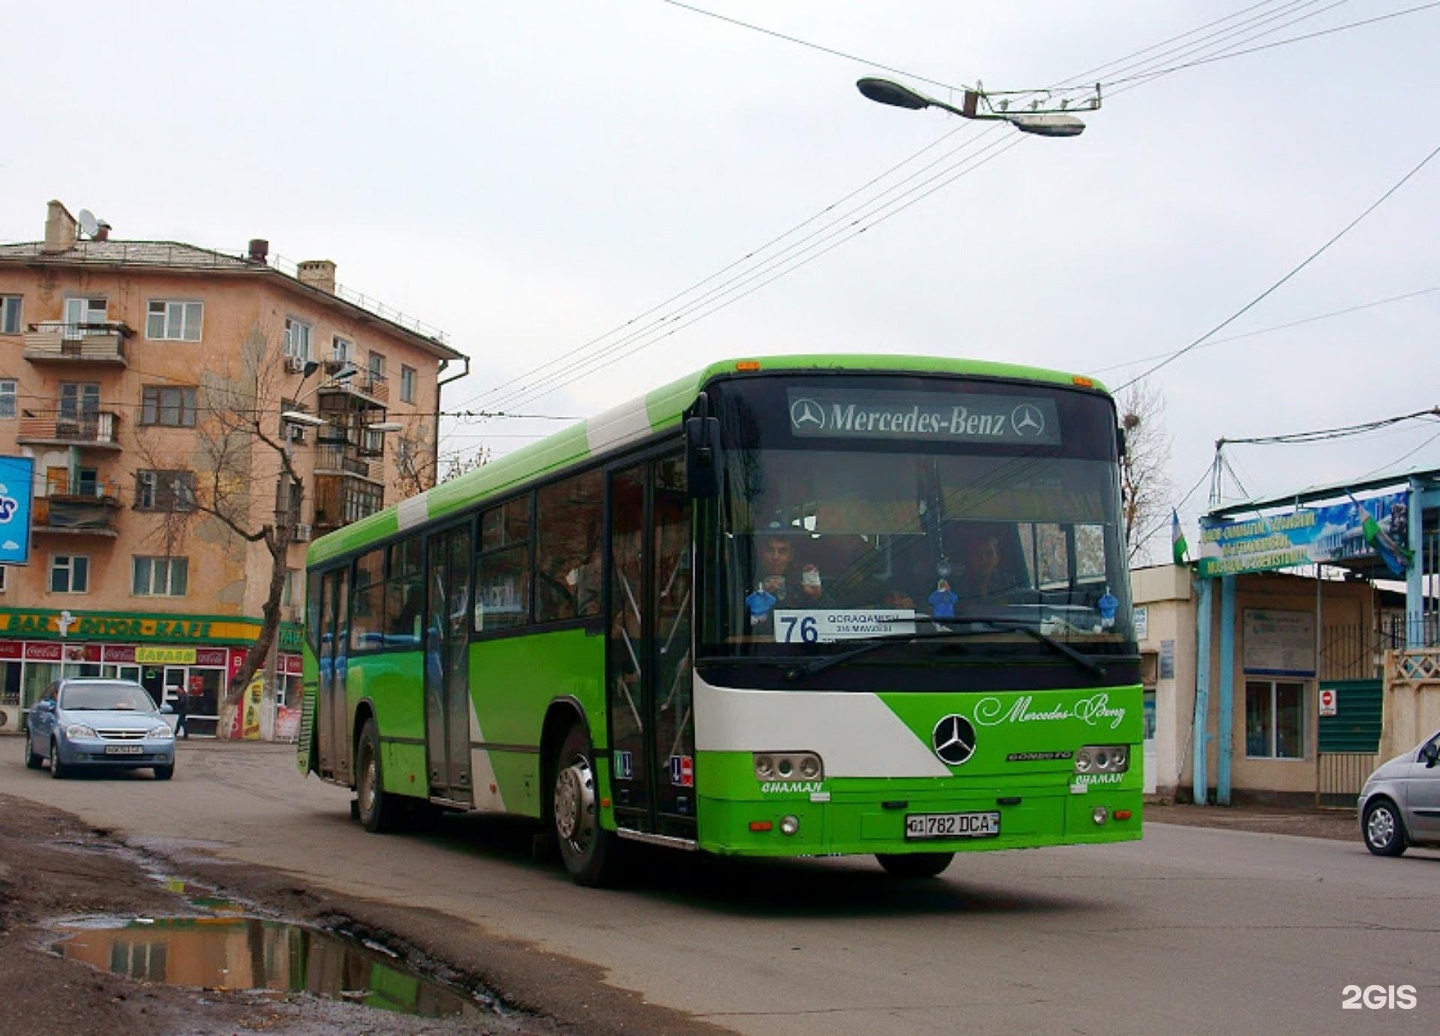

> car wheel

[
  {"left": 24, "top": 734, "right": 43, "bottom": 770},
  {"left": 552, "top": 723, "right": 623, "bottom": 886},
  {"left": 876, "top": 852, "right": 955, "bottom": 878},
  {"left": 49, "top": 738, "right": 67, "bottom": 780},
  {"left": 1362, "top": 798, "right": 1407, "bottom": 857},
  {"left": 154, "top": 764, "right": 175, "bottom": 781},
  {"left": 355, "top": 719, "right": 399, "bottom": 833}
]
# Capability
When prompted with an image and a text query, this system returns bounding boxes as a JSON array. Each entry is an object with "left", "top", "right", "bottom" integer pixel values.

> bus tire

[
  {"left": 356, "top": 719, "right": 400, "bottom": 833},
  {"left": 876, "top": 852, "right": 954, "bottom": 878},
  {"left": 553, "top": 723, "right": 621, "bottom": 886}
]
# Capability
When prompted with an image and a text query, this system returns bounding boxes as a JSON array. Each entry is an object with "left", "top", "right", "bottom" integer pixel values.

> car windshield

[{"left": 59, "top": 683, "right": 158, "bottom": 712}]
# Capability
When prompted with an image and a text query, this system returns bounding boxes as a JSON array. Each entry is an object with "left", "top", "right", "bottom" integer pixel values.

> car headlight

[
  {"left": 148, "top": 724, "right": 175, "bottom": 740},
  {"left": 65, "top": 723, "right": 98, "bottom": 739}
]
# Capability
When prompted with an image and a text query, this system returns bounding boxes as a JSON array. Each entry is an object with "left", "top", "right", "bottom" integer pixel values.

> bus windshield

[{"left": 702, "top": 376, "right": 1132, "bottom": 656}]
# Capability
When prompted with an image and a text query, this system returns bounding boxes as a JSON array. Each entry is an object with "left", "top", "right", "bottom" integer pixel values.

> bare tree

[
  {"left": 391, "top": 413, "right": 438, "bottom": 500},
  {"left": 135, "top": 328, "right": 303, "bottom": 726},
  {"left": 1117, "top": 380, "right": 1175, "bottom": 564},
  {"left": 442, "top": 445, "right": 492, "bottom": 482}
]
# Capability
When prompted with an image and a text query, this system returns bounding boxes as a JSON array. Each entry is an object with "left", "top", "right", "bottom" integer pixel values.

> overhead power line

[{"left": 445, "top": 0, "right": 1438, "bottom": 438}]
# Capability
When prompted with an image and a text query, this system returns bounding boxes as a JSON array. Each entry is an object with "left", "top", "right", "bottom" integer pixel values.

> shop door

[
  {"left": 317, "top": 566, "right": 351, "bottom": 782},
  {"left": 606, "top": 453, "right": 696, "bottom": 840},
  {"left": 425, "top": 524, "right": 473, "bottom": 801}
]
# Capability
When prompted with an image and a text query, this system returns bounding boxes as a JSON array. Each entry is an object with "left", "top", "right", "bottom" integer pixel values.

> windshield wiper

[{"left": 783, "top": 613, "right": 1107, "bottom": 681}]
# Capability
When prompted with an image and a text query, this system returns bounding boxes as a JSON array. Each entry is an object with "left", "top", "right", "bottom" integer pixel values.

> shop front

[{"left": 0, "top": 608, "right": 303, "bottom": 739}]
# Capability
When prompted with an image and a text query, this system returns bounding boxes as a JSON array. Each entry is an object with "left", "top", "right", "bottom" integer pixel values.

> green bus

[{"left": 298, "top": 355, "right": 1143, "bottom": 885}]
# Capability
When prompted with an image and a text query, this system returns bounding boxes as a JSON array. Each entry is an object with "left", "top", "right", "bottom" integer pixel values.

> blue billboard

[
  {"left": 0, "top": 455, "right": 35, "bottom": 565},
  {"left": 1199, "top": 490, "right": 1410, "bottom": 578}
]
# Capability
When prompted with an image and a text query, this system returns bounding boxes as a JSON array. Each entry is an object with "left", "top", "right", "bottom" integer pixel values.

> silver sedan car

[
  {"left": 1358, "top": 727, "right": 1440, "bottom": 856},
  {"left": 23, "top": 678, "right": 176, "bottom": 780}
]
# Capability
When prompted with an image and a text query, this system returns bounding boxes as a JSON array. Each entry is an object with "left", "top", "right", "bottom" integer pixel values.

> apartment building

[{"left": 0, "top": 201, "right": 465, "bottom": 735}]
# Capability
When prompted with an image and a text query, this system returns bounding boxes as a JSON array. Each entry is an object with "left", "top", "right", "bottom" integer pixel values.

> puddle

[{"left": 54, "top": 917, "right": 483, "bottom": 1019}]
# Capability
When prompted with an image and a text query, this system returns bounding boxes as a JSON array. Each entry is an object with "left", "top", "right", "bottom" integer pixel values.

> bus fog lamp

[
  {"left": 1092, "top": 806, "right": 1109, "bottom": 825},
  {"left": 780, "top": 815, "right": 800, "bottom": 836},
  {"left": 1076, "top": 745, "right": 1129, "bottom": 775},
  {"left": 754, "top": 752, "right": 824, "bottom": 782}
]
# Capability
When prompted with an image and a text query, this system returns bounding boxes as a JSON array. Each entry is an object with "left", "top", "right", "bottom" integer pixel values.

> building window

[
  {"left": 141, "top": 386, "right": 198, "bottom": 427},
  {"left": 50, "top": 555, "right": 90, "bottom": 593},
  {"left": 0, "top": 379, "right": 15, "bottom": 419},
  {"left": 284, "top": 318, "right": 312, "bottom": 360},
  {"left": 146, "top": 300, "right": 203, "bottom": 341},
  {"left": 135, "top": 470, "right": 196, "bottom": 511},
  {"left": 1, "top": 295, "right": 21, "bottom": 334},
  {"left": 63, "top": 297, "right": 107, "bottom": 337},
  {"left": 1245, "top": 680, "right": 1305, "bottom": 759},
  {"left": 367, "top": 351, "right": 385, "bottom": 380},
  {"left": 400, "top": 365, "right": 416, "bottom": 403},
  {"left": 59, "top": 382, "right": 100, "bottom": 422},
  {"left": 133, "top": 556, "right": 189, "bottom": 597},
  {"left": 332, "top": 336, "right": 352, "bottom": 364}
]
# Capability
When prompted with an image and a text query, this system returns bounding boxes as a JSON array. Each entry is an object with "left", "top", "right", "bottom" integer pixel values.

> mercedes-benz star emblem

[
  {"left": 790, "top": 397, "right": 825, "bottom": 429},
  {"left": 1011, "top": 403, "right": 1045, "bottom": 437},
  {"left": 931, "top": 714, "right": 977, "bottom": 767}
]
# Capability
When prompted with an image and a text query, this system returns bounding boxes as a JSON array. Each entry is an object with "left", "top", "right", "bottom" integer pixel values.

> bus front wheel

[
  {"left": 876, "top": 852, "right": 954, "bottom": 878},
  {"left": 356, "top": 719, "right": 400, "bottom": 833},
  {"left": 552, "top": 724, "right": 621, "bottom": 886}
]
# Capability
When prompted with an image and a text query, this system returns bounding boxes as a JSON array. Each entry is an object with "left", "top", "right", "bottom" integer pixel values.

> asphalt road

[{"left": 4, "top": 737, "right": 1436, "bottom": 1035}]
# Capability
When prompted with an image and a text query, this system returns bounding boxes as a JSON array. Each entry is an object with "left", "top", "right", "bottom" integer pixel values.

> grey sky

[{"left": 6, "top": 2, "right": 1438, "bottom": 559}]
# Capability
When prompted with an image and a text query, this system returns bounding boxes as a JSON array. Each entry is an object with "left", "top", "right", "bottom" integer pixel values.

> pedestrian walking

[{"left": 170, "top": 686, "right": 189, "bottom": 739}]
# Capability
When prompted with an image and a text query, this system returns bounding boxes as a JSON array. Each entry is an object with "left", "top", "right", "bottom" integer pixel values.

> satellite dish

[{"left": 77, "top": 209, "right": 100, "bottom": 238}]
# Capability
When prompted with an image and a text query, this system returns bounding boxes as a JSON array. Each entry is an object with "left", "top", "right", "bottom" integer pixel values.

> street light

[{"left": 857, "top": 77, "right": 1088, "bottom": 138}]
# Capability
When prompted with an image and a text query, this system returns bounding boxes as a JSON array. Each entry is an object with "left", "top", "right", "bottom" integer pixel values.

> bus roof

[{"left": 307, "top": 354, "right": 1111, "bottom": 564}]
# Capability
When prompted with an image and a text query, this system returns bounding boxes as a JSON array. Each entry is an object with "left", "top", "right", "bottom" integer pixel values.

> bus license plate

[
  {"left": 104, "top": 745, "right": 144, "bottom": 755},
  {"left": 905, "top": 811, "right": 1000, "bottom": 840}
]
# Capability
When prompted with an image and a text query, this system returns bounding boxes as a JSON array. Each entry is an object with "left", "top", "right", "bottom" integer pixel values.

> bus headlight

[
  {"left": 1075, "top": 746, "right": 1129, "bottom": 774},
  {"left": 754, "top": 752, "right": 823, "bottom": 782}
]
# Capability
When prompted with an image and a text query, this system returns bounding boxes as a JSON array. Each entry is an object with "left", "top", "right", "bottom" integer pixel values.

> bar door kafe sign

[{"left": 0, "top": 456, "right": 35, "bottom": 565}]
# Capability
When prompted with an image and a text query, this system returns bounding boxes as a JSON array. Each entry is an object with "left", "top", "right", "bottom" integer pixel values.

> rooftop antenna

[{"left": 77, "top": 209, "right": 100, "bottom": 239}]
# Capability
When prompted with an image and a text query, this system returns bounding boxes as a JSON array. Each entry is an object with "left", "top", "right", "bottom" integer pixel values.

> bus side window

[
  {"left": 477, "top": 496, "right": 531, "bottom": 631},
  {"left": 535, "top": 470, "right": 603, "bottom": 624}
]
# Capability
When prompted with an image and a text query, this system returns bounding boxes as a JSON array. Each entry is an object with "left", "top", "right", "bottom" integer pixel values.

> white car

[
  {"left": 1357, "top": 727, "right": 1440, "bottom": 856},
  {"left": 24, "top": 678, "right": 176, "bottom": 780}
]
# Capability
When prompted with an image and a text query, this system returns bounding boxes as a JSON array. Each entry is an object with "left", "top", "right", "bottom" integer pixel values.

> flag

[{"left": 1171, "top": 509, "right": 1188, "bottom": 565}]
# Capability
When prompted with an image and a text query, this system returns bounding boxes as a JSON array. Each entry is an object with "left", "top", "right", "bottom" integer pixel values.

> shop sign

[
  {"left": 278, "top": 623, "right": 305, "bottom": 652},
  {"left": 195, "top": 648, "right": 228, "bottom": 667},
  {"left": 0, "top": 609, "right": 260, "bottom": 644},
  {"left": 102, "top": 645, "right": 137, "bottom": 663},
  {"left": 24, "top": 642, "right": 62, "bottom": 661},
  {"left": 0, "top": 641, "right": 22, "bottom": 661},
  {"left": 136, "top": 647, "right": 198, "bottom": 665},
  {"left": 283, "top": 654, "right": 304, "bottom": 675}
]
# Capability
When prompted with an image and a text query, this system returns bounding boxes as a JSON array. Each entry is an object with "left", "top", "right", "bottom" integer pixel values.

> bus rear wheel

[
  {"left": 876, "top": 852, "right": 954, "bottom": 878},
  {"left": 356, "top": 719, "right": 400, "bottom": 833},
  {"left": 552, "top": 724, "right": 621, "bottom": 886}
]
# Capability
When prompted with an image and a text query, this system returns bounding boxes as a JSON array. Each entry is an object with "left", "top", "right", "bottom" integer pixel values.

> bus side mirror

[
  {"left": 686, "top": 415, "right": 721, "bottom": 498},
  {"left": 1116, "top": 425, "right": 1128, "bottom": 459}
]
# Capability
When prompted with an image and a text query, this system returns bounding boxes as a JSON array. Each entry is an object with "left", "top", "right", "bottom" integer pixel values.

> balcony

[
  {"left": 22, "top": 321, "right": 132, "bottom": 367},
  {"left": 16, "top": 411, "right": 123, "bottom": 450},
  {"left": 34, "top": 484, "right": 121, "bottom": 537},
  {"left": 318, "top": 361, "right": 389, "bottom": 405},
  {"left": 314, "top": 445, "right": 378, "bottom": 481}
]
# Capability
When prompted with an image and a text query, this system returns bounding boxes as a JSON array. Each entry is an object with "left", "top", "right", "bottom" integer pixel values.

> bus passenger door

[
  {"left": 318, "top": 566, "right": 351, "bottom": 782},
  {"left": 425, "top": 524, "right": 473, "bottom": 802},
  {"left": 607, "top": 453, "right": 696, "bottom": 841}
]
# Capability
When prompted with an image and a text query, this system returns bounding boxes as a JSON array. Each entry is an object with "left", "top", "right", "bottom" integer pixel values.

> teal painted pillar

[
  {"left": 1193, "top": 578, "right": 1213, "bottom": 806},
  {"left": 1217, "top": 576, "right": 1236, "bottom": 806},
  {"left": 1406, "top": 479, "right": 1424, "bottom": 648}
]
